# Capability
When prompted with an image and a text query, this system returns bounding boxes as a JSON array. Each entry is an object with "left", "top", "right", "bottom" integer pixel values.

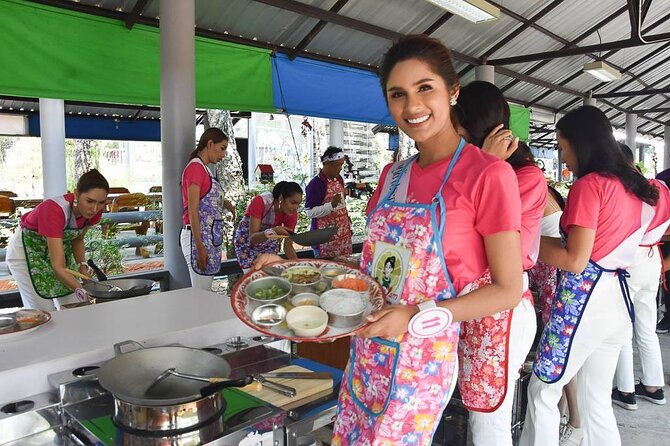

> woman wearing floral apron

[
  {"left": 520, "top": 106, "right": 660, "bottom": 446},
  {"left": 234, "top": 182, "right": 302, "bottom": 273},
  {"left": 329, "top": 35, "right": 525, "bottom": 446},
  {"left": 180, "top": 128, "right": 234, "bottom": 291},
  {"left": 305, "top": 146, "right": 352, "bottom": 258},
  {"left": 6, "top": 169, "right": 109, "bottom": 310},
  {"left": 456, "top": 82, "right": 546, "bottom": 446}
]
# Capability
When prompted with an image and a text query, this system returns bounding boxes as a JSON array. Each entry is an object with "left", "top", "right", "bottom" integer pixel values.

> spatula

[{"left": 65, "top": 268, "right": 123, "bottom": 292}]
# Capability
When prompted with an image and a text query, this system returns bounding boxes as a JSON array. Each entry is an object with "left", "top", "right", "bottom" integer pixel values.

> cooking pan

[
  {"left": 98, "top": 344, "right": 236, "bottom": 406},
  {"left": 269, "top": 226, "right": 337, "bottom": 246},
  {"left": 82, "top": 278, "right": 155, "bottom": 299}
]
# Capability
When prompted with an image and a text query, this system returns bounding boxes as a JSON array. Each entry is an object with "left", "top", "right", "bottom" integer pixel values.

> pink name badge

[{"left": 408, "top": 308, "right": 453, "bottom": 338}]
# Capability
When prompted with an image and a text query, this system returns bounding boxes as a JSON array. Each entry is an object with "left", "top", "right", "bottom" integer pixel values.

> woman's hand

[
  {"left": 78, "top": 263, "right": 93, "bottom": 283},
  {"left": 331, "top": 193, "right": 343, "bottom": 208},
  {"left": 358, "top": 305, "right": 417, "bottom": 338},
  {"left": 196, "top": 242, "right": 208, "bottom": 270},
  {"left": 223, "top": 199, "right": 236, "bottom": 219},
  {"left": 482, "top": 124, "right": 519, "bottom": 160},
  {"left": 272, "top": 226, "right": 290, "bottom": 236},
  {"left": 253, "top": 254, "right": 284, "bottom": 270}
]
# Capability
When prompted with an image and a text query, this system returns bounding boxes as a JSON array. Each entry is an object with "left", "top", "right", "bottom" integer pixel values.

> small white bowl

[
  {"left": 286, "top": 306, "right": 328, "bottom": 338},
  {"left": 291, "top": 292, "right": 320, "bottom": 307}
]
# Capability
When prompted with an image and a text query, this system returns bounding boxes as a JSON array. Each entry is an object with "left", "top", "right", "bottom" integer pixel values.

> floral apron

[
  {"left": 233, "top": 192, "right": 281, "bottom": 270},
  {"left": 22, "top": 196, "right": 85, "bottom": 299},
  {"left": 315, "top": 176, "right": 352, "bottom": 258},
  {"left": 183, "top": 158, "right": 225, "bottom": 275},
  {"left": 534, "top": 203, "right": 654, "bottom": 383},
  {"left": 332, "top": 139, "right": 467, "bottom": 446}
]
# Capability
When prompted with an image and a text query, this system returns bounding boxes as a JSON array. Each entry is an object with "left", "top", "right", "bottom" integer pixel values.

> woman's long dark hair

[
  {"left": 556, "top": 106, "right": 658, "bottom": 206},
  {"left": 457, "top": 80, "right": 533, "bottom": 169},
  {"left": 189, "top": 128, "right": 228, "bottom": 160}
]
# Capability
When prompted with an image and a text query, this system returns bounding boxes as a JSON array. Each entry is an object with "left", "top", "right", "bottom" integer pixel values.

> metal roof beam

[
  {"left": 125, "top": 0, "right": 150, "bottom": 30},
  {"left": 631, "top": 107, "right": 670, "bottom": 114},
  {"left": 288, "top": 0, "right": 349, "bottom": 60},
  {"left": 593, "top": 87, "right": 670, "bottom": 98},
  {"left": 422, "top": 12, "right": 453, "bottom": 36},
  {"left": 500, "top": 6, "right": 628, "bottom": 93},
  {"left": 642, "top": 0, "right": 654, "bottom": 23},
  {"left": 489, "top": 32, "right": 670, "bottom": 65},
  {"left": 627, "top": 0, "right": 640, "bottom": 39},
  {"left": 459, "top": 0, "right": 565, "bottom": 77}
]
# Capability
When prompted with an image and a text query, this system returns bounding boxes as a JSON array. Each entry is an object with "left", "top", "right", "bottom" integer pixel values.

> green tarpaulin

[
  {"left": 510, "top": 104, "right": 531, "bottom": 142},
  {"left": 0, "top": 0, "right": 274, "bottom": 112}
]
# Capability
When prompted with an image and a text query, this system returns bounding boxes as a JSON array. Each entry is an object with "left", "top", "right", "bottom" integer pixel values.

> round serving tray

[
  {"left": 0, "top": 309, "right": 51, "bottom": 342},
  {"left": 231, "top": 259, "right": 385, "bottom": 342}
]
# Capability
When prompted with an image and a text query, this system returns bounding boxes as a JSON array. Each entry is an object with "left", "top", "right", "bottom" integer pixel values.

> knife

[
  {"left": 253, "top": 374, "right": 297, "bottom": 397},
  {"left": 260, "top": 372, "right": 332, "bottom": 380}
]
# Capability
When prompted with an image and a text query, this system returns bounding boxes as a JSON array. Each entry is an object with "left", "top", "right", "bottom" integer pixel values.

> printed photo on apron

[{"left": 371, "top": 241, "right": 411, "bottom": 302}]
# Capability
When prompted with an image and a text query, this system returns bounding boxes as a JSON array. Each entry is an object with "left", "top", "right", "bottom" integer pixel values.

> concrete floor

[{"left": 616, "top": 330, "right": 670, "bottom": 445}]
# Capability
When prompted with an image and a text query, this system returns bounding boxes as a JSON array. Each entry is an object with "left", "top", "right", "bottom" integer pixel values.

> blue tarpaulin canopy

[{"left": 271, "top": 53, "right": 394, "bottom": 125}]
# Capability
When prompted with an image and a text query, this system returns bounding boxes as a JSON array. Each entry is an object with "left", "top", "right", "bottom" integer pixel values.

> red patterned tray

[{"left": 231, "top": 259, "right": 385, "bottom": 342}]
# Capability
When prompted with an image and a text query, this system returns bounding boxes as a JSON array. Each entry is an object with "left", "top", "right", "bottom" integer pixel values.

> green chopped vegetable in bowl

[{"left": 245, "top": 276, "right": 292, "bottom": 304}]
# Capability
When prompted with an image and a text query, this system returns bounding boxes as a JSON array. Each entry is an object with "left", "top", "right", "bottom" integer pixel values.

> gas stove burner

[
  {"left": 1, "top": 400, "right": 35, "bottom": 414},
  {"left": 201, "top": 347, "right": 223, "bottom": 355},
  {"left": 224, "top": 336, "right": 249, "bottom": 350},
  {"left": 72, "top": 366, "right": 100, "bottom": 377}
]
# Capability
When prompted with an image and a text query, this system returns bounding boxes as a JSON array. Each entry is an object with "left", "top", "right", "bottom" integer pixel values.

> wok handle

[
  {"left": 87, "top": 259, "right": 108, "bottom": 281},
  {"left": 200, "top": 376, "right": 254, "bottom": 397},
  {"left": 113, "top": 340, "right": 145, "bottom": 356}
]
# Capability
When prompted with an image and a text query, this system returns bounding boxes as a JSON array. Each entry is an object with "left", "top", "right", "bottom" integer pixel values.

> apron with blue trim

[
  {"left": 332, "top": 139, "right": 469, "bottom": 446},
  {"left": 534, "top": 203, "right": 654, "bottom": 383},
  {"left": 182, "top": 158, "right": 225, "bottom": 275},
  {"left": 233, "top": 192, "right": 281, "bottom": 270}
]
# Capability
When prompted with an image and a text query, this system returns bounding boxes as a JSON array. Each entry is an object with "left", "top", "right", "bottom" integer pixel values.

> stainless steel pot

[
  {"left": 97, "top": 341, "right": 251, "bottom": 432},
  {"left": 83, "top": 279, "right": 155, "bottom": 299}
]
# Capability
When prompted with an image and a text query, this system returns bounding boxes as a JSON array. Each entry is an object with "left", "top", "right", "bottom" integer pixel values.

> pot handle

[
  {"left": 200, "top": 376, "right": 254, "bottom": 398},
  {"left": 113, "top": 340, "right": 145, "bottom": 356}
]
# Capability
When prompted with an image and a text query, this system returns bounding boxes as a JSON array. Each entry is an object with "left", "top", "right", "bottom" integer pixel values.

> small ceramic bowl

[
  {"left": 286, "top": 306, "right": 329, "bottom": 337},
  {"left": 321, "top": 266, "right": 348, "bottom": 281},
  {"left": 245, "top": 276, "right": 292, "bottom": 305},
  {"left": 291, "top": 292, "right": 320, "bottom": 307},
  {"left": 251, "top": 304, "right": 288, "bottom": 327}
]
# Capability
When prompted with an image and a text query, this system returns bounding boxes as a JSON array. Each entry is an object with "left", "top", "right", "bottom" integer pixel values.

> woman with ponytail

[
  {"left": 180, "top": 128, "right": 233, "bottom": 290},
  {"left": 521, "top": 106, "right": 659, "bottom": 446},
  {"left": 233, "top": 181, "right": 303, "bottom": 273}
]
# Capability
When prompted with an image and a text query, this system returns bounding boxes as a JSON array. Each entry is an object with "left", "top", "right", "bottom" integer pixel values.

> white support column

[
  {"left": 475, "top": 65, "right": 495, "bottom": 84},
  {"left": 625, "top": 113, "right": 638, "bottom": 161},
  {"left": 664, "top": 125, "right": 670, "bottom": 171},
  {"left": 247, "top": 113, "right": 257, "bottom": 189},
  {"left": 329, "top": 119, "right": 344, "bottom": 148},
  {"left": 159, "top": 0, "right": 195, "bottom": 290},
  {"left": 39, "top": 98, "right": 67, "bottom": 197}
]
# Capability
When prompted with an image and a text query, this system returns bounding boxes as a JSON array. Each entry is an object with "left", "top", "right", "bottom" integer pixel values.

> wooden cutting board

[{"left": 241, "top": 365, "right": 333, "bottom": 409}]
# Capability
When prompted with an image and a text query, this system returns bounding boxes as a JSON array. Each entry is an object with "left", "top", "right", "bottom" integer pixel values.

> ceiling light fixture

[
  {"left": 425, "top": 0, "right": 500, "bottom": 23},
  {"left": 583, "top": 61, "right": 621, "bottom": 82}
]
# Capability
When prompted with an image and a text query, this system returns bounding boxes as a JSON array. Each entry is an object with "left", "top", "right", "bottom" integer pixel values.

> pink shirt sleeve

[
  {"left": 182, "top": 163, "right": 211, "bottom": 197},
  {"left": 562, "top": 177, "right": 600, "bottom": 231},
  {"left": 473, "top": 161, "right": 522, "bottom": 236},
  {"left": 36, "top": 200, "right": 67, "bottom": 238},
  {"left": 516, "top": 165, "right": 548, "bottom": 268},
  {"left": 247, "top": 195, "right": 267, "bottom": 219}
]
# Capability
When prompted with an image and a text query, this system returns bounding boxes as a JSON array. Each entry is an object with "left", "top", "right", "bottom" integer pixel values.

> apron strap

[{"left": 599, "top": 263, "right": 634, "bottom": 323}]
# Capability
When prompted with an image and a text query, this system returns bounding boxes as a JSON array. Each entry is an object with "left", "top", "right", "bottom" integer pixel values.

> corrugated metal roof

[{"left": 8, "top": 0, "right": 670, "bottom": 140}]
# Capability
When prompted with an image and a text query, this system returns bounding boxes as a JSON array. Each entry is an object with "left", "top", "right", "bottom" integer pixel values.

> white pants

[
  {"left": 469, "top": 298, "right": 537, "bottom": 446},
  {"left": 615, "top": 246, "right": 665, "bottom": 391},
  {"left": 180, "top": 228, "right": 214, "bottom": 291},
  {"left": 520, "top": 273, "right": 631, "bottom": 446},
  {"left": 5, "top": 228, "right": 78, "bottom": 311}
]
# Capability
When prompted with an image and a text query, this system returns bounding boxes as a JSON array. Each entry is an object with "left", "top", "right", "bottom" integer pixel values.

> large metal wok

[
  {"left": 287, "top": 226, "right": 337, "bottom": 246},
  {"left": 83, "top": 278, "right": 155, "bottom": 299},
  {"left": 97, "top": 341, "right": 252, "bottom": 432}
]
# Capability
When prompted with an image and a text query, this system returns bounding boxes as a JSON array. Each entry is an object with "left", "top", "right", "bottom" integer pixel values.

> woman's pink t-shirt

[
  {"left": 366, "top": 144, "right": 521, "bottom": 294},
  {"left": 561, "top": 173, "right": 643, "bottom": 262}
]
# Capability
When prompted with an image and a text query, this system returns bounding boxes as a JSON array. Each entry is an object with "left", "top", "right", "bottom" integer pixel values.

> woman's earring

[{"left": 450, "top": 98, "right": 457, "bottom": 106}]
